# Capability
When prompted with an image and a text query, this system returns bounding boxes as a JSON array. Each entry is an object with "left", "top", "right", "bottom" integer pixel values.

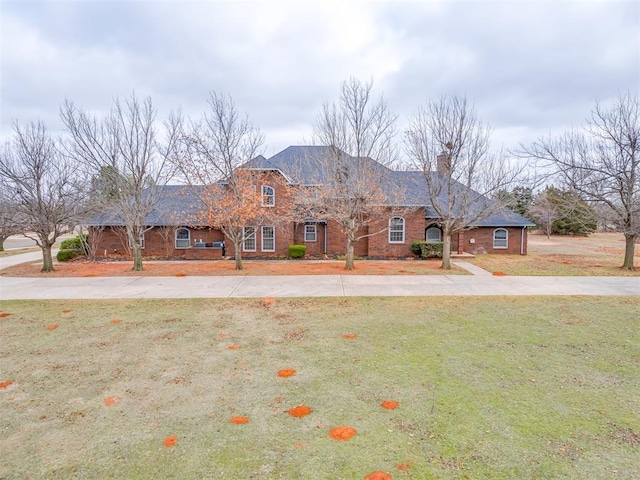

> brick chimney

[{"left": 436, "top": 151, "right": 450, "bottom": 175}]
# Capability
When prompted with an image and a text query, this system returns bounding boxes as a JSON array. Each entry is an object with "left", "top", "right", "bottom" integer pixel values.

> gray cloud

[{"left": 1, "top": 0, "right": 638, "bottom": 157}]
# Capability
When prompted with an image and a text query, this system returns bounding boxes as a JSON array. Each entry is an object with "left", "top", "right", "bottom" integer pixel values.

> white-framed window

[
  {"left": 304, "top": 224, "right": 317, "bottom": 242},
  {"left": 426, "top": 226, "right": 442, "bottom": 243},
  {"left": 243, "top": 226, "right": 256, "bottom": 252},
  {"left": 175, "top": 227, "right": 190, "bottom": 248},
  {"left": 388, "top": 216, "right": 405, "bottom": 243},
  {"left": 262, "top": 185, "right": 275, "bottom": 207},
  {"left": 261, "top": 226, "right": 275, "bottom": 252},
  {"left": 493, "top": 228, "right": 508, "bottom": 249}
]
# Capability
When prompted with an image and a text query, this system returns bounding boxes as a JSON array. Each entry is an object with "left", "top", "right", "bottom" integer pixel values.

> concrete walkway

[{"left": 0, "top": 251, "right": 638, "bottom": 299}]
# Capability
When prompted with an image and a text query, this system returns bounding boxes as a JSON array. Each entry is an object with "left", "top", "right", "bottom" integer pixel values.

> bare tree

[
  {"left": 528, "top": 189, "right": 561, "bottom": 239},
  {"left": 311, "top": 77, "right": 400, "bottom": 270},
  {"left": 0, "top": 180, "right": 23, "bottom": 251},
  {"left": 405, "top": 95, "right": 521, "bottom": 269},
  {"left": 522, "top": 92, "right": 639, "bottom": 270},
  {"left": 0, "top": 121, "right": 85, "bottom": 271},
  {"left": 174, "top": 92, "right": 264, "bottom": 270},
  {"left": 61, "top": 93, "right": 182, "bottom": 271}
]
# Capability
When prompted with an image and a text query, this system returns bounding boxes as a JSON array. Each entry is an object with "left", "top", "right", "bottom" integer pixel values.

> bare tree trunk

[
  {"left": 0, "top": 237, "right": 6, "bottom": 252},
  {"left": 41, "top": 243, "right": 54, "bottom": 272},
  {"left": 345, "top": 239, "right": 355, "bottom": 270},
  {"left": 441, "top": 232, "right": 452, "bottom": 270},
  {"left": 234, "top": 238, "right": 243, "bottom": 270},
  {"left": 132, "top": 244, "right": 143, "bottom": 271},
  {"left": 622, "top": 234, "right": 637, "bottom": 270}
]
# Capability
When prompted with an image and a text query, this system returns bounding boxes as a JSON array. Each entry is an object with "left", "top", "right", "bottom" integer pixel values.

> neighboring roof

[{"left": 87, "top": 146, "right": 535, "bottom": 228}]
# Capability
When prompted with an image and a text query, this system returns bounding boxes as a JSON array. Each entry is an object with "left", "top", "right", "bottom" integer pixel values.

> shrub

[
  {"left": 411, "top": 240, "right": 426, "bottom": 257},
  {"left": 56, "top": 249, "right": 78, "bottom": 262},
  {"left": 288, "top": 244, "right": 307, "bottom": 259},
  {"left": 60, "top": 234, "right": 89, "bottom": 255},
  {"left": 411, "top": 240, "right": 443, "bottom": 258}
]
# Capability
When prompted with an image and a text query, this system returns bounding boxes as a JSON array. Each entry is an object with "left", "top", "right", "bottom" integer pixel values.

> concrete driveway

[{"left": 0, "top": 253, "right": 638, "bottom": 299}]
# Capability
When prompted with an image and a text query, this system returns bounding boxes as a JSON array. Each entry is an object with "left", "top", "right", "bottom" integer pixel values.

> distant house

[{"left": 87, "top": 145, "right": 535, "bottom": 259}]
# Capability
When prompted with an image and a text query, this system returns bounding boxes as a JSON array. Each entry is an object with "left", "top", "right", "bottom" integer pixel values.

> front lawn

[{"left": 1, "top": 297, "right": 638, "bottom": 479}]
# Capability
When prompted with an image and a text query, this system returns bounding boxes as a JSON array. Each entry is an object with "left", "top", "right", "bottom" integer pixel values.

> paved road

[{"left": 1, "top": 252, "right": 638, "bottom": 299}]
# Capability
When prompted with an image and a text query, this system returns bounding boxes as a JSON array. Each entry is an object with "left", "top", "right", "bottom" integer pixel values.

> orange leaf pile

[
  {"left": 111, "top": 319, "right": 121, "bottom": 324},
  {"left": 381, "top": 401, "right": 399, "bottom": 410},
  {"left": 0, "top": 312, "right": 11, "bottom": 318},
  {"left": 277, "top": 369, "right": 296, "bottom": 378},
  {"left": 492, "top": 271, "right": 506, "bottom": 276},
  {"left": 342, "top": 333, "right": 358, "bottom": 339},
  {"left": 229, "top": 416, "right": 249, "bottom": 424},
  {"left": 397, "top": 462, "right": 411, "bottom": 471},
  {"left": 329, "top": 426, "right": 357, "bottom": 441},
  {"left": 227, "top": 344, "right": 240, "bottom": 350},
  {"left": 0, "top": 380, "right": 14, "bottom": 389},
  {"left": 287, "top": 405, "right": 311, "bottom": 418},
  {"left": 163, "top": 436, "right": 177, "bottom": 447},
  {"left": 365, "top": 472, "right": 392, "bottom": 480},
  {"left": 104, "top": 396, "right": 121, "bottom": 406},
  {"left": 45, "top": 324, "right": 58, "bottom": 330},
  {"left": 175, "top": 273, "right": 187, "bottom": 277},
  {"left": 62, "top": 309, "right": 71, "bottom": 313}
]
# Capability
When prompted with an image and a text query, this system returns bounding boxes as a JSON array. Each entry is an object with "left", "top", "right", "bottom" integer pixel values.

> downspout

[
  {"left": 324, "top": 221, "right": 328, "bottom": 255},
  {"left": 520, "top": 227, "right": 525, "bottom": 255}
]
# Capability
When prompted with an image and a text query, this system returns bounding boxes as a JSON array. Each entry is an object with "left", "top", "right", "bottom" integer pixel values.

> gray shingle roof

[{"left": 87, "top": 146, "right": 535, "bottom": 228}]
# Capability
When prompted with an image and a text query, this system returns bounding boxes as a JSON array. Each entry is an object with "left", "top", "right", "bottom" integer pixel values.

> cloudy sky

[{"left": 1, "top": 0, "right": 638, "bottom": 158}]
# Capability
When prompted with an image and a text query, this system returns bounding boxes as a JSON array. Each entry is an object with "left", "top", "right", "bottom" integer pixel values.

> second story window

[{"left": 262, "top": 185, "right": 275, "bottom": 207}]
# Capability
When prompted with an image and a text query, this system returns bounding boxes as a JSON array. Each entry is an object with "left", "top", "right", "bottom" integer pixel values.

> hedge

[
  {"left": 56, "top": 249, "right": 79, "bottom": 262},
  {"left": 60, "top": 234, "right": 89, "bottom": 255},
  {"left": 411, "top": 240, "right": 444, "bottom": 259},
  {"left": 288, "top": 244, "right": 307, "bottom": 259}
]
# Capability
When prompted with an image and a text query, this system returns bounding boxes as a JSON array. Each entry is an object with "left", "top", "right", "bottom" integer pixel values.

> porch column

[{"left": 457, "top": 231, "right": 464, "bottom": 254}]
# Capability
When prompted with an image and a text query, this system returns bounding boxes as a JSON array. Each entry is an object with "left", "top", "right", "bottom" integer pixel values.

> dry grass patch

[
  {"left": 1, "top": 297, "right": 639, "bottom": 479},
  {"left": 470, "top": 232, "right": 639, "bottom": 276}
]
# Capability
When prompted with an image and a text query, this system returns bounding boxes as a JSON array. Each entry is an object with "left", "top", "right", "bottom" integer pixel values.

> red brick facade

[{"left": 91, "top": 169, "right": 530, "bottom": 259}]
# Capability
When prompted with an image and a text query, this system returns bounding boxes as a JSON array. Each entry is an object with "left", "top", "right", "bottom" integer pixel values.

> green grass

[{"left": 1, "top": 297, "right": 639, "bottom": 479}]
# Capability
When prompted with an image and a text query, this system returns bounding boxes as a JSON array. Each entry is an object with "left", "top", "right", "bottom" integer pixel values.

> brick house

[{"left": 88, "top": 146, "right": 535, "bottom": 259}]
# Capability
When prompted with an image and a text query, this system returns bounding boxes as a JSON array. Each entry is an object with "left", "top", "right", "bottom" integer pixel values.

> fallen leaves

[
  {"left": 0, "top": 312, "right": 11, "bottom": 318},
  {"left": 45, "top": 324, "right": 58, "bottom": 330},
  {"left": 364, "top": 471, "right": 392, "bottom": 480},
  {"left": 229, "top": 416, "right": 249, "bottom": 425},
  {"left": 262, "top": 297, "right": 276, "bottom": 307},
  {"left": 381, "top": 401, "right": 399, "bottom": 410},
  {"left": 111, "top": 319, "right": 121, "bottom": 324},
  {"left": 227, "top": 345, "right": 240, "bottom": 350},
  {"left": 287, "top": 405, "right": 311, "bottom": 418},
  {"left": 104, "top": 396, "right": 121, "bottom": 406},
  {"left": 492, "top": 271, "right": 506, "bottom": 276},
  {"left": 342, "top": 333, "right": 358, "bottom": 339},
  {"left": 277, "top": 369, "right": 296, "bottom": 378},
  {"left": 0, "top": 380, "right": 14, "bottom": 389},
  {"left": 329, "top": 426, "right": 357, "bottom": 441},
  {"left": 163, "top": 436, "right": 177, "bottom": 447}
]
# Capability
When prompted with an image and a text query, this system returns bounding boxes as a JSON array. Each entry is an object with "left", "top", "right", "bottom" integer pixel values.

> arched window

[
  {"left": 388, "top": 217, "right": 405, "bottom": 243},
  {"left": 493, "top": 228, "right": 508, "bottom": 249},
  {"left": 262, "top": 185, "right": 275, "bottom": 206},
  {"left": 426, "top": 226, "right": 442, "bottom": 243},
  {"left": 175, "top": 227, "right": 191, "bottom": 248}
]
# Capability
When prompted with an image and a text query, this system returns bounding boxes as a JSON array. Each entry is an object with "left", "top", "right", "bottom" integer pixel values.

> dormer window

[{"left": 262, "top": 185, "right": 275, "bottom": 206}]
